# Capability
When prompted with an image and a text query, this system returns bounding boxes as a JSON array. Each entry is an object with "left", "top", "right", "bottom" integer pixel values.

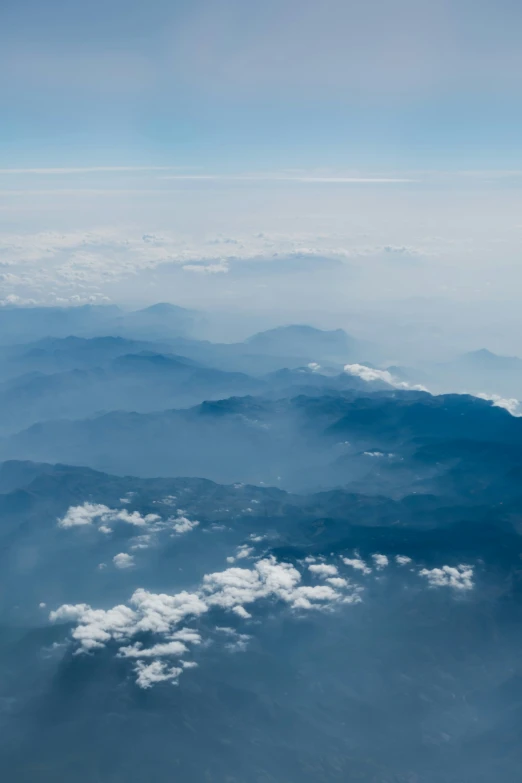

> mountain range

[{"left": 2, "top": 303, "right": 522, "bottom": 782}]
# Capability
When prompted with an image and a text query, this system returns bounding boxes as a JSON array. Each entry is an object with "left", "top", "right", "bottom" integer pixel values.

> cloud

[
  {"left": 58, "top": 503, "right": 112, "bottom": 528},
  {"left": 342, "top": 556, "right": 372, "bottom": 575},
  {"left": 134, "top": 661, "right": 183, "bottom": 689},
  {"left": 326, "top": 577, "right": 349, "bottom": 588},
  {"left": 235, "top": 545, "right": 254, "bottom": 559},
  {"left": 372, "top": 554, "right": 389, "bottom": 570},
  {"left": 58, "top": 503, "right": 160, "bottom": 530},
  {"left": 49, "top": 552, "right": 475, "bottom": 687},
  {"left": 182, "top": 261, "right": 229, "bottom": 274},
  {"left": 170, "top": 514, "right": 200, "bottom": 534},
  {"left": 475, "top": 393, "right": 521, "bottom": 417},
  {"left": 58, "top": 502, "right": 200, "bottom": 541},
  {"left": 419, "top": 564, "right": 474, "bottom": 591},
  {"left": 308, "top": 563, "right": 339, "bottom": 577},
  {"left": 113, "top": 553, "right": 135, "bottom": 569},
  {"left": 344, "top": 363, "right": 428, "bottom": 392},
  {"left": 395, "top": 555, "right": 412, "bottom": 566},
  {"left": 118, "top": 640, "right": 188, "bottom": 658}
]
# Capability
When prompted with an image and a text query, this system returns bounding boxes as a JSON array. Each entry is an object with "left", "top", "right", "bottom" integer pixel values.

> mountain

[
  {"left": 0, "top": 304, "right": 121, "bottom": 344},
  {"left": 99, "top": 302, "right": 204, "bottom": 341},
  {"left": 0, "top": 303, "right": 202, "bottom": 346},
  {"left": 0, "top": 352, "right": 265, "bottom": 434},
  {"left": 418, "top": 348, "right": 522, "bottom": 398},
  {"left": 460, "top": 347, "right": 522, "bottom": 370},
  {"left": 2, "top": 390, "right": 521, "bottom": 496},
  {"left": 1, "top": 460, "right": 522, "bottom": 782},
  {"left": 244, "top": 324, "right": 364, "bottom": 363}
]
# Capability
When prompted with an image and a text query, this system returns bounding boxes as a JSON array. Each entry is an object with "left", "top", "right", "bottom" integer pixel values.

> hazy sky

[
  {"left": 2, "top": 0, "right": 522, "bottom": 168},
  {"left": 1, "top": 1, "right": 522, "bottom": 358}
]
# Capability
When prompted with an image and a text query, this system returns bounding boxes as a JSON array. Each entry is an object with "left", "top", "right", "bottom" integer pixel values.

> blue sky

[{"left": 2, "top": 0, "right": 522, "bottom": 170}]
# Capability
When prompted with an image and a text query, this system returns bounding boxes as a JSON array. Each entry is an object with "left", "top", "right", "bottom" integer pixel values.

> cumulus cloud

[
  {"left": 395, "top": 555, "right": 412, "bottom": 566},
  {"left": 372, "top": 554, "right": 389, "bottom": 570},
  {"left": 134, "top": 661, "right": 183, "bottom": 689},
  {"left": 327, "top": 577, "right": 350, "bottom": 588},
  {"left": 58, "top": 503, "right": 112, "bottom": 528},
  {"left": 170, "top": 514, "right": 199, "bottom": 534},
  {"left": 342, "top": 556, "right": 372, "bottom": 575},
  {"left": 118, "top": 640, "right": 188, "bottom": 658},
  {"left": 58, "top": 502, "right": 201, "bottom": 543},
  {"left": 113, "top": 553, "right": 135, "bottom": 569},
  {"left": 419, "top": 564, "right": 474, "bottom": 591},
  {"left": 58, "top": 502, "right": 160, "bottom": 530},
  {"left": 49, "top": 554, "right": 356, "bottom": 684},
  {"left": 308, "top": 563, "right": 339, "bottom": 577},
  {"left": 235, "top": 545, "right": 254, "bottom": 559},
  {"left": 49, "top": 552, "right": 475, "bottom": 687},
  {"left": 344, "top": 364, "right": 428, "bottom": 392}
]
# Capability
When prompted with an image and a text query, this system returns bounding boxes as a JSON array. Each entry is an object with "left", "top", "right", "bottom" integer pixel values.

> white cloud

[
  {"left": 50, "top": 551, "right": 475, "bottom": 687},
  {"left": 395, "top": 555, "right": 412, "bottom": 566},
  {"left": 326, "top": 577, "right": 349, "bottom": 588},
  {"left": 343, "top": 364, "right": 428, "bottom": 392},
  {"left": 49, "top": 603, "right": 91, "bottom": 623},
  {"left": 419, "top": 564, "right": 474, "bottom": 591},
  {"left": 308, "top": 563, "right": 339, "bottom": 577},
  {"left": 170, "top": 514, "right": 200, "bottom": 534},
  {"left": 235, "top": 545, "right": 254, "bottom": 559},
  {"left": 58, "top": 502, "right": 160, "bottom": 530},
  {"left": 372, "top": 554, "right": 389, "bottom": 570},
  {"left": 475, "top": 393, "right": 521, "bottom": 417},
  {"left": 118, "top": 640, "right": 188, "bottom": 658},
  {"left": 134, "top": 661, "right": 183, "bottom": 689},
  {"left": 58, "top": 503, "right": 111, "bottom": 528},
  {"left": 113, "top": 553, "right": 135, "bottom": 569},
  {"left": 342, "top": 556, "right": 372, "bottom": 575},
  {"left": 130, "top": 534, "right": 153, "bottom": 550}
]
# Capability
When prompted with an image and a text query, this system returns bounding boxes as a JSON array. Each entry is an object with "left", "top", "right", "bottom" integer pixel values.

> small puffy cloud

[
  {"left": 170, "top": 514, "right": 199, "bottom": 534},
  {"left": 58, "top": 503, "right": 111, "bottom": 528},
  {"left": 58, "top": 502, "right": 160, "bottom": 530},
  {"left": 130, "top": 588, "right": 208, "bottom": 635},
  {"left": 395, "top": 555, "right": 412, "bottom": 566},
  {"left": 344, "top": 363, "right": 428, "bottom": 392},
  {"left": 134, "top": 661, "right": 183, "bottom": 689},
  {"left": 49, "top": 603, "right": 91, "bottom": 623},
  {"left": 419, "top": 564, "right": 473, "bottom": 591},
  {"left": 372, "top": 554, "right": 389, "bottom": 570},
  {"left": 308, "top": 563, "right": 339, "bottom": 577},
  {"left": 130, "top": 534, "right": 153, "bottom": 550},
  {"left": 235, "top": 545, "right": 254, "bottom": 559},
  {"left": 342, "top": 556, "right": 372, "bottom": 575},
  {"left": 113, "top": 553, "right": 135, "bottom": 569},
  {"left": 326, "top": 577, "right": 349, "bottom": 588},
  {"left": 113, "top": 509, "right": 161, "bottom": 527},
  {"left": 289, "top": 584, "right": 341, "bottom": 610},
  {"left": 232, "top": 605, "right": 252, "bottom": 619},
  {"left": 118, "top": 640, "right": 188, "bottom": 658}
]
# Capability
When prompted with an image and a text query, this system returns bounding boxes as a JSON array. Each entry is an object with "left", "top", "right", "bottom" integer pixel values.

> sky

[
  {"left": 1, "top": 0, "right": 522, "bottom": 358},
  {"left": 2, "top": 0, "right": 522, "bottom": 169}
]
